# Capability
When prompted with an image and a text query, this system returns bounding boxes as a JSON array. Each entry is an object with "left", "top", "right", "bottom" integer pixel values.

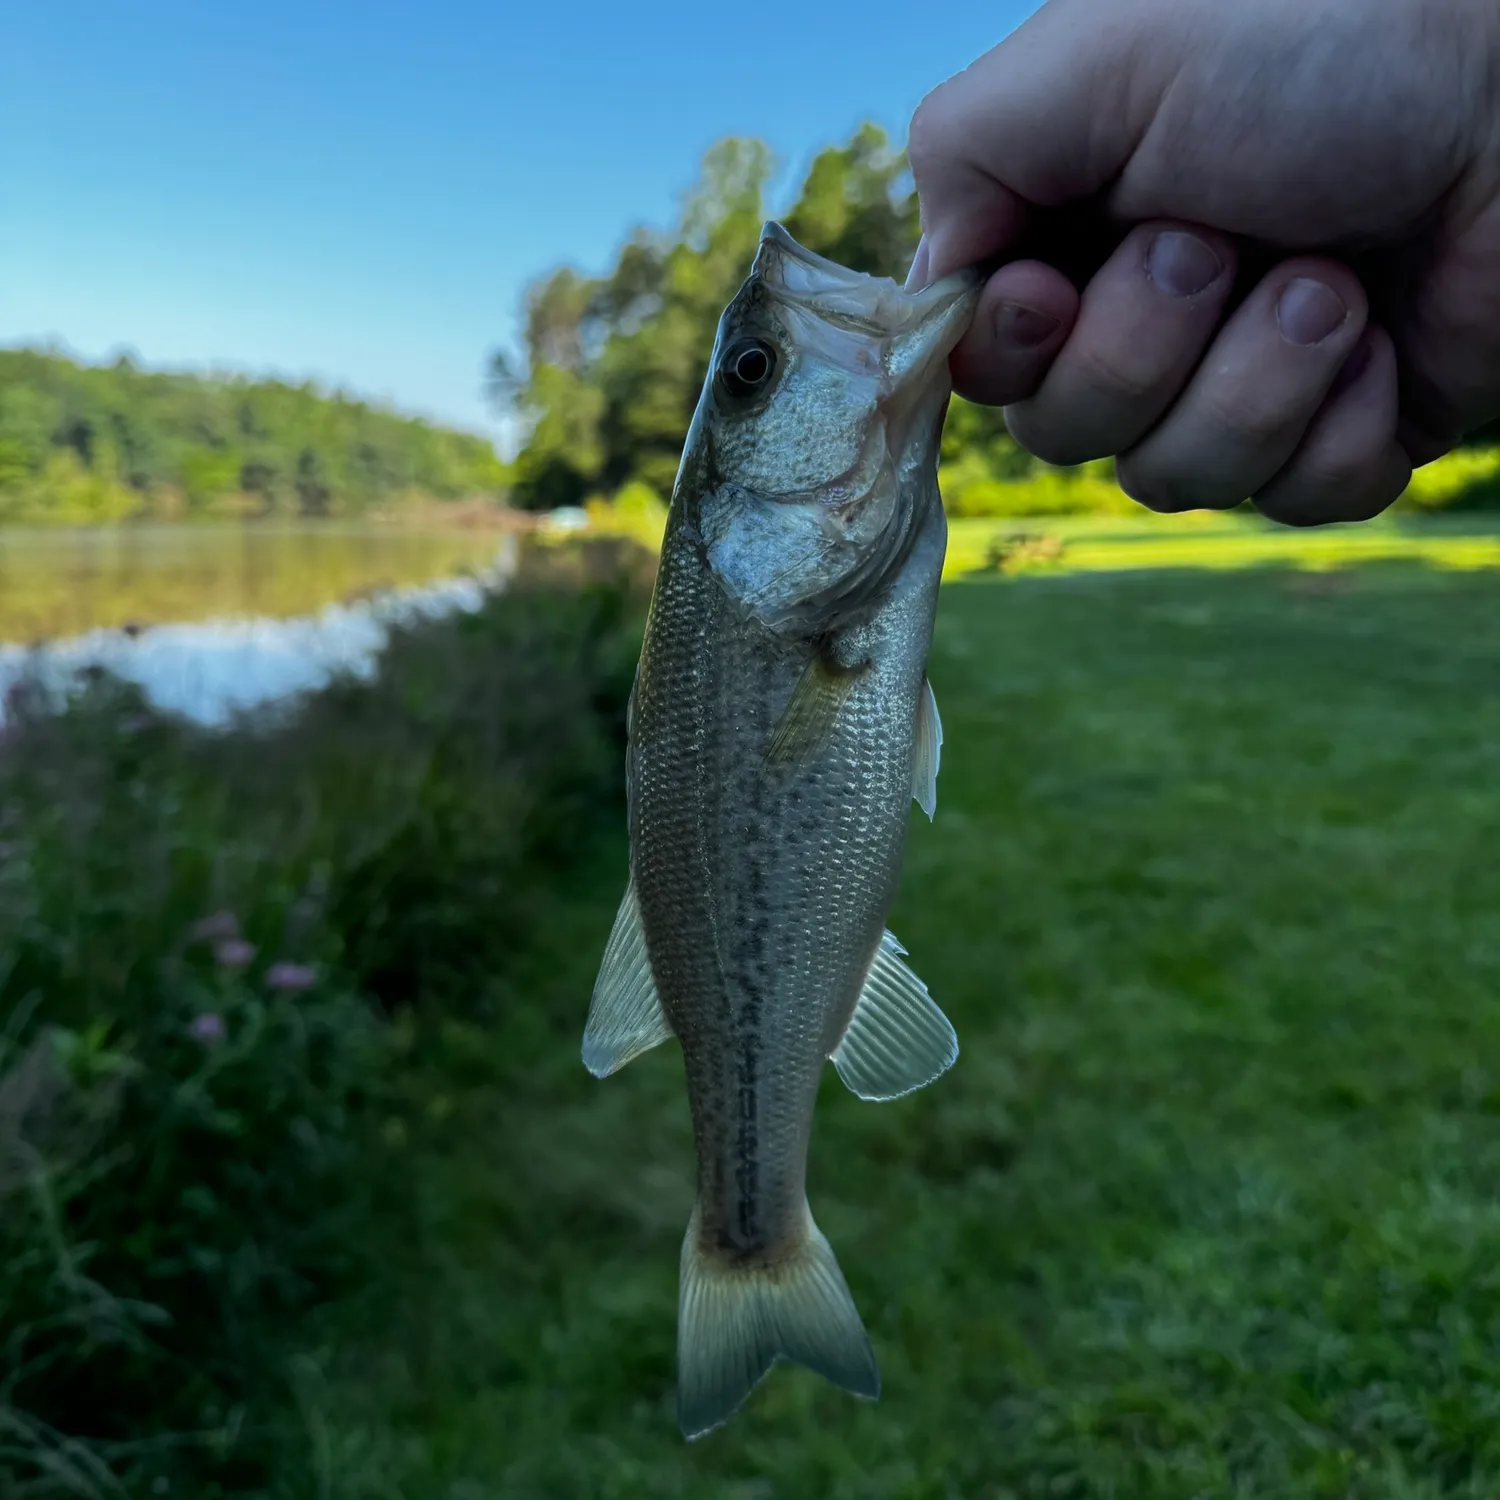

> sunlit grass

[
  {"left": 944, "top": 513, "right": 1500, "bottom": 580},
  {"left": 569, "top": 445, "right": 1500, "bottom": 589}
]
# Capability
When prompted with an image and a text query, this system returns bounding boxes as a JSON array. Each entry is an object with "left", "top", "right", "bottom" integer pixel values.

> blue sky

[{"left": 2, "top": 1, "right": 1036, "bottom": 446}]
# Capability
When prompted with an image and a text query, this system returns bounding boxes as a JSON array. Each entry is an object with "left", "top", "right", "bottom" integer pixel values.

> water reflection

[
  {"left": 0, "top": 535, "right": 518, "bottom": 728},
  {"left": 0, "top": 521, "right": 514, "bottom": 642}
]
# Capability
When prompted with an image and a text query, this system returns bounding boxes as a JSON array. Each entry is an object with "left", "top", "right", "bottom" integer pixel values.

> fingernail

[
  {"left": 1277, "top": 278, "right": 1348, "bottom": 346},
  {"left": 904, "top": 237, "right": 930, "bottom": 292},
  {"left": 1146, "top": 230, "right": 1222, "bottom": 298},
  {"left": 1329, "top": 336, "right": 1372, "bottom": 397},
  {"left": 994, "top": 300, "right": 1061, "bottom": 349}
]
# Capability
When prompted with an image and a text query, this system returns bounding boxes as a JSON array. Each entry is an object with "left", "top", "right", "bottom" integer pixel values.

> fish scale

[{"left": 581, "top": 222, "right": 979, "bottom": 1440}]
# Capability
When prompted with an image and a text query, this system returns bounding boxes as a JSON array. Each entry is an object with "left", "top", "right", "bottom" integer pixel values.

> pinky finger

[{"left": 1253, "top": 327, "right": 1413, "bottom": 526}]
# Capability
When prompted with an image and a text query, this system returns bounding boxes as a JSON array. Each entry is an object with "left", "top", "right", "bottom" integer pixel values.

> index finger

[{"left": 906, "top": 2, "right": 1167, "bottom": 281}]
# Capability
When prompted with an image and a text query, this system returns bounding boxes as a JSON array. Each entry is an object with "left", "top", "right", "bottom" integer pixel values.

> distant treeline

[
  {"left": 493, "top": 123, "right": 1500, "bottom": 519},
  {"left": 0, "top": 348, "right": 508, "bottom": 523}
]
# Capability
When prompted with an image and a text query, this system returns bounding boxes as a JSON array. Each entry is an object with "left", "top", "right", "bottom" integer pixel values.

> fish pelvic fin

[
  {"left": 832, "top": 930, "right": 958, "bottom": 1101},
  {"left": 676, "top": 1204, "right": 880, "bottom": 1441},
  {"left": 582, "top": 874, "right": 673, "bottom": 1078}
]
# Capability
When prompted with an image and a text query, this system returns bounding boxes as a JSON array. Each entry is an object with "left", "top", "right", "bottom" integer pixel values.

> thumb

[{"left": 908, "top": 0, "right": 1173, "bottom": 281}]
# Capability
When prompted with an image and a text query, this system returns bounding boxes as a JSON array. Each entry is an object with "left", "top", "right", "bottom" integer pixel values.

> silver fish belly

[{"left": 582, "top": 222, "right": 978, "bottom": 1439}]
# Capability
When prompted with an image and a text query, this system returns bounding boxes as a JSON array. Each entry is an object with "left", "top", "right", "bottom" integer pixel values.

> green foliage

[
  {"left": 498, "top": 125, "right": 1500, "bottom": 521},
  {"left": 493, "top": 125, "right": 942, "bottom": 511},
  {"left": 941, "top": 449, "right": 1135, "bottom": 519},
  {"left": 579, "top": 480, "right": 669, "bottom": 552},
  {"left": 0, "top": 348, "right": 509, "bottom": 523},
  {"left": 782, "top": 122, "right": 920, "bottom": 280},
  {"left": 0, "top": 545, "right": 646, "bottom": 1496},
  {"left": 1403, "top": 446, "right": 1500, "bottom": 510}
]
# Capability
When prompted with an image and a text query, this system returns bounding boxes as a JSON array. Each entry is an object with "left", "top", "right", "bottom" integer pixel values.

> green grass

[
  {"left": 274, "top": 558, "right": 1500, "bottom": 1498},
  {"left": 11, "top": 542, "right": 1500, "bottom": 1497},
  {"left": 944, "top": 511, "right": 1500, "bottom": 580},
  {"left": 568, "top": 493, "right": 1500, "bottom": 586}
]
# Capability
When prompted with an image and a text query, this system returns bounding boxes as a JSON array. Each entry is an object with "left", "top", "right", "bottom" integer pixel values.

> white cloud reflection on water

[{"left": 0, "top": 537, "right": 517, "bottom": 729}]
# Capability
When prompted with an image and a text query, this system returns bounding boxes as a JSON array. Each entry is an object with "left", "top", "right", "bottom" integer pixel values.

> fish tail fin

[{"left": 676, "top": 1203, "right": 880, "bottom": 1440}]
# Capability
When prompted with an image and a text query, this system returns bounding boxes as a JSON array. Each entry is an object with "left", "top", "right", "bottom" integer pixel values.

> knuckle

[
  {"left": 1004, "top": 405, "right": 1103, "bottom": 468},
  {"left": 1068, "top": 343, "right": 1164, "bottom": 408},
  {"left": 1117, "top": 452, "right": 1243, "bottom": 513},
  {"left": 1114, "top": 456, "right": 1189, "bottom": 513},
  {"left": 1257, "top": 448, "right": 1409, "bottom": 524},
  {"left": 905, "top": 94, "right": 948, "bottom": 183},
  {"left": 1201, "top": 388, "right": 1298, "bottom": 452}
]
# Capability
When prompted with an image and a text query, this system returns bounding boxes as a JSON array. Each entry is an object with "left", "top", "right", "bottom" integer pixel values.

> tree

[
  {"left": 783, "top": 123, "right": 918, "bottom": 278},
  {"left": 0, "top": 349, "right": 507, "bottom": 520},
  {"left": 295, "top": 447, "right": 332, "bottom": 517},
  {"left": 490, "top": 125, "right": 932, "bottom": 508}
]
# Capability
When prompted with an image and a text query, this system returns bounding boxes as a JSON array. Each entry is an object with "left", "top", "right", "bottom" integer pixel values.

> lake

[
  {"left": 0, "top": 522, "right": 513, "bottom": 643},
  {"left": 0, "top": 522, "right": 519, "bottom": 727}
]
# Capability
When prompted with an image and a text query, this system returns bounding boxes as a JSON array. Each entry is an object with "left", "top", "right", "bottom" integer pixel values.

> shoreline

[{"left": 0, "top": 533, "right": 520, "bottom": 729}]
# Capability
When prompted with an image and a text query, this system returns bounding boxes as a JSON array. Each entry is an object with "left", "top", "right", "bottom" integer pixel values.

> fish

[{"left": 581, "top": 221, "right": 980, "bottom": 1440}]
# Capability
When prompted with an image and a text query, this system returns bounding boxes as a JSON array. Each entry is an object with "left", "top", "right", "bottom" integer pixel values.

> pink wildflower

[
  {"left": 214, "top": 938, "right": 257, "bottom": 969},
  {"left": 265, "top": 962, "right": 317, "bottom": 992},
  {"left": 188, "top": 1012, "right": 226, "bottom": 1046}
]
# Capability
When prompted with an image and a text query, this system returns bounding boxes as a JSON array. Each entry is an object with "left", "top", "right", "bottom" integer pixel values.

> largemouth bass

[{"left": 582, "top": 222, "right": 979, "bottom": 1439}]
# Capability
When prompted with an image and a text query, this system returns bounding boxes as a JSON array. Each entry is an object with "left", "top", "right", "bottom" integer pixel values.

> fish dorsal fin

[
  {"left": 767, "top": 654, "right": 866, "bottom": 770},
  {"left": 911, "top": 675, "right": 942, "bottom": 821},
  {"left": 831, "top": 931, "right": 958, "bottom": 1101},
  {"left": 582, "top": 874, "right": 673, "bottom": 1078}
]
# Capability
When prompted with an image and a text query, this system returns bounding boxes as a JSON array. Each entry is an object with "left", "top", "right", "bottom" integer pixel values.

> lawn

[
  {"left": 294, "top": 557, "right": 1500, "bottom": 1499},
  {"left": 943, "top": 511, "right": 1500, "bottom": 581}
]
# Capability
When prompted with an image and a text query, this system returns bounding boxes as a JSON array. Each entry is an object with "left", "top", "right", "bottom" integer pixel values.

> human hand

[{"left": 907, "top": 0, "right": 1500, "bottom": 523}]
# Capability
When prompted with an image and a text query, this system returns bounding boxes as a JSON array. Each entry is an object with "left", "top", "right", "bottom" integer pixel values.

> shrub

[
  {"left": 940, "top": 452, "right": 1136, "bottom": 518},
  {"left": 0, "top": 543, "right": 646, "bottom": 1496}
]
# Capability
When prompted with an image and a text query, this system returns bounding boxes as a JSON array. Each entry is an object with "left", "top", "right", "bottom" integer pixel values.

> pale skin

[{"left": 906, "top": 0, "right": 1500, "bottom": 524}]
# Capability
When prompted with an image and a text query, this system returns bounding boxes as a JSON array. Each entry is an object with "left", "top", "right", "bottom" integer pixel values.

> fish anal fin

[
  {"left": 676, "top": 1204, "right": 880, "bottom": 1440},
  {"left": 766, "top": 653, "right": 866, "bottom": 769},
  {"left": 911, "top": 674, "right": 942, "bottom": 820},
  {"left": 582, "top": 874, "right": 673, "bottom": 1078},
  {"left": 831, "top": 930, "right": 958, "bottom": 1101}
]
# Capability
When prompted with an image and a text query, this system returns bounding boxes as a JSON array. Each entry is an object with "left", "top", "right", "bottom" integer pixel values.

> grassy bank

[
  {"left": 0, "top": 541, "right": 647, "bottom": 1498},
  {"left": 568, "top": 475, "right": 1500, "bottom": 586},
  {"left": 297, "top": 558, "right": 1500, "bottom": 1498},
  {"left": 8, "top": 542, "right": 1500, "bottom": 1498}
]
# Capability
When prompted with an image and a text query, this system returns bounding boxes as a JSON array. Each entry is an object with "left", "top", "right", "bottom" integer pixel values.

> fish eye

[{"left": 718, "top": 338, "right": 777, "bottom": 401}]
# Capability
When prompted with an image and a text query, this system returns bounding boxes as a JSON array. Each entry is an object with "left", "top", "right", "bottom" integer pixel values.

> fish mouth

[
  {"left": 698, "top": 226, "right": 980, "bottom": 637},
  {"left": 752, "top": 221, "right": 979, "bottom": 449},
  {"left": 753, "top": 222, "right": 980, "bottom": 342}
]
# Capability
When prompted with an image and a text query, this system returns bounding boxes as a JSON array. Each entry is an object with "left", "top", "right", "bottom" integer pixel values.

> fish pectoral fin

[
  {"left": 911, "top": 673, "right": 942, "bottom": 820},
  {"left": 831, "top": 930, "right": 959, "bottom": 1101},
  {"left": 581, "top": 874, "right": 673, "bottom": 1078},
  {"left": 676, "top": 1203, "right": 880, "bottom": 1441},
  {"left": 766, "top": 653, "right": 867, "bottom": 769}
]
